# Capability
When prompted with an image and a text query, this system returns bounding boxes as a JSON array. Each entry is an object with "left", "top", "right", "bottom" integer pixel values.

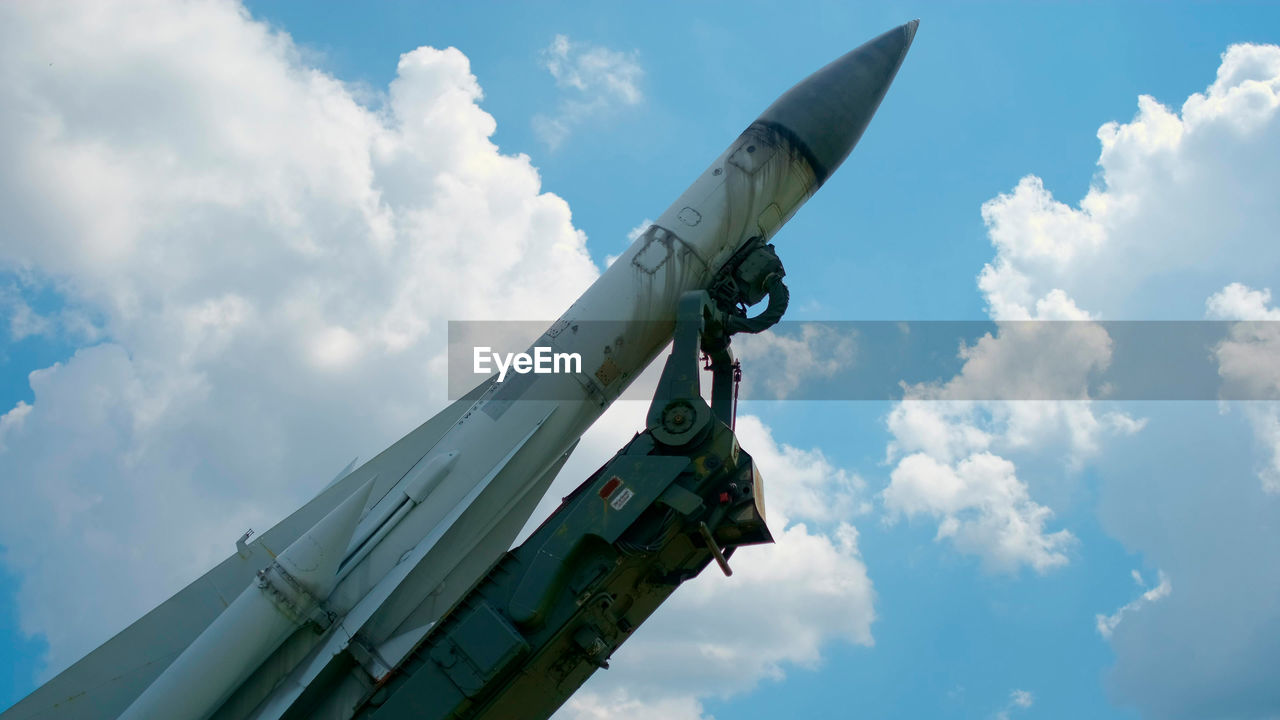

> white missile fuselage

[
  {"left": 236, "top": 122, "right": 823, "bottom": 719},
  {"left": 353, "top": 120, "right": 817, "bottom": 624}
]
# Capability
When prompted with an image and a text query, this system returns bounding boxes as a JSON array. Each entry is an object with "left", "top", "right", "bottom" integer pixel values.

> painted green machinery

[{"left": 354, "top": 245, "right": 788, "bottom": 720}]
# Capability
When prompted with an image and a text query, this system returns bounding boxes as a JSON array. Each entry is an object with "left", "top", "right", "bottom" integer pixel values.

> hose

[{"left": 724, "top": 276, "right": 789, "bottom": 335}]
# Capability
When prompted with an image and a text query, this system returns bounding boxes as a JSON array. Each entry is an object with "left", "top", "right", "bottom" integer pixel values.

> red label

[{"left": 599, "top": 476, "right": 622, "bottom": 499}]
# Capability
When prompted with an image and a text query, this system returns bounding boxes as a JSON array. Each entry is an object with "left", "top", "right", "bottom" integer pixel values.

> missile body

[
  {"left": 245, "top": 21, "right": 920, "bottom": 717},
  {"left": 118, "top": 480, "right": 375, "bottom": 720},
  {"left": 0, "top": 21, "right": 917, "bottom": 720}
]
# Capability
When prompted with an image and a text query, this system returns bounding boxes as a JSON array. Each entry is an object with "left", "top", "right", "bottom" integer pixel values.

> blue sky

[{"left": 3, "top": 2, "right": 1280, "bottom": 718}]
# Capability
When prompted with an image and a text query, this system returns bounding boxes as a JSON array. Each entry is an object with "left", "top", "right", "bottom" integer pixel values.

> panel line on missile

[
  {"left": 752, "top": 120, "right": 827, "bottom": 186},
  {"left": 630, "top": 225, "right": 709, "bottom": 276}
]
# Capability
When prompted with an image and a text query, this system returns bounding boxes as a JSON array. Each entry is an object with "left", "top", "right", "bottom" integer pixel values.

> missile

[
  {"left": 117, "top": 479, "right": 375, "bottom": 720},
  {"left": 252, "top": 20, "right": 920, "bottom": 714},
  {"left": 2, "top": 21, "right": 917, "bottom": 720}
]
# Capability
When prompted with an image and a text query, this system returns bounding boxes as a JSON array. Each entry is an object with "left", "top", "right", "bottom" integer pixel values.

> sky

[{"left": 2, "top": 1, "right": 1280, "bottom": 718}]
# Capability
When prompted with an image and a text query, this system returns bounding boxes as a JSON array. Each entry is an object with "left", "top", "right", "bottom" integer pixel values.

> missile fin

[
  {"left": 278, "top": 477, "right": 377, "bottom": 599},
  {"left": 0, "top": 384, "right": 492, "bottom": 720}
]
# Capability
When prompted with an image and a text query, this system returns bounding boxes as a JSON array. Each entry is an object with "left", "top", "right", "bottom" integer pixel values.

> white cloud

[
  {"left": 1206, "top": 283, "right": 1280, "bottom": 321},
  {"left": 979, "top": 178, "right": 1107, "bottom": 321},
  {"left": 885, "top": 400, "right": 991, "bottom": 465},
  {"left": 880, "top": 43, "right": 1280, "bottom": 584},
  {"left": 919, "top": 319, "right": 1109, "bottom": 402},
  {"left": 733, "top": 324, "right": 857, "bottom": 400},
  {"left": 965, "top": 41, "right": 1280, "bottom": 717},
  {"left": 1239, "top": 406, "right": 1280, "bottom": 493},
  {"left": 1095, "top": 570, "right": 1171, "bottom": 639},
  {"left": 978, "top": 44, "right": 1280, "bottom": 320},
  {"left": 626, "top": 218, "right": 653, "bottom": 242},
  {"left": 560, "top": 690, "right": 709, "bottom": 720},
  {"left": 533, "top": 35, "right": 643, "bottom": 149},
  {"left": 994, "top": 688, "right": 1035, "bottom": 720},
  {"left": 879, "top": 313, "right": 1138, "bottom": 572},
  {"left": 736, "top": 414, "right": 870, "bottom": 525},
  {"left": 1207, "top": 283, "right": 1280, "bottom": 492},
  {"left": 543, "top": 35, "right": 642, "bottom": 104},
  {"left": 883, "top": 449, "right": 1073, "bottom": 573},
  {"left": 0, "top": 0, "right": 601, "bottom": 676}
]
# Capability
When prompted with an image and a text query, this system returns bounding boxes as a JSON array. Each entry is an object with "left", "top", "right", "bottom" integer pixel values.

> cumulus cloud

[
  {"left": 880, "top": 43, "right": 1280, "bottom": 585},
  {"left": 1207, "top": 283, "right": 1280, "bottom": 492},
  {"left": 0, "top": 0, "right": 601, "bottom": 676},
  {"left": 1206, "top": 283, "right": 1280, "bottom": 321},
  {"left": 878, "top": 183, "right": 1144, "bottom": 574},
  {"left": 533, "top": 35, "right": 643, "bottom": 149},
  {"left": 978, "top": 44, "right": 1280, "bottom": 320},
  {"left": 962, "top": 41, "right": 1280, "bottom": 717},
  {"left": 733, "top": 323, "right": 858, "bottom": 400},
  {"left": 1237, "top": 406, "right": 1280, "bottom": 493},
  {"left": 883, "top": 449, "right": 1073, "bottom": 573},
  {"left": 917, "top": 318, "right": 1108, "bottom": 402},
  {"left": 878, "top": 315, "right": 1140, "bottom": 573}
]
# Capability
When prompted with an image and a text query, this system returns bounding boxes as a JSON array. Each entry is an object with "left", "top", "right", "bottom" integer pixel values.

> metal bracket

[{"left": 236, "top": 529, "right": 254, "bottom": 559}]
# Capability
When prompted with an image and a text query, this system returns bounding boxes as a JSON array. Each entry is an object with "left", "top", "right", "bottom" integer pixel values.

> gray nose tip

[{"left": 756, "top": 20, "right": 918, "bottom": 186}]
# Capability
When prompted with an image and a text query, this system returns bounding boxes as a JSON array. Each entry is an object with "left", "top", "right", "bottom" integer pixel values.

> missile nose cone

[{"left": 757, "top": 20, "right": 918, "bottom": 186}]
